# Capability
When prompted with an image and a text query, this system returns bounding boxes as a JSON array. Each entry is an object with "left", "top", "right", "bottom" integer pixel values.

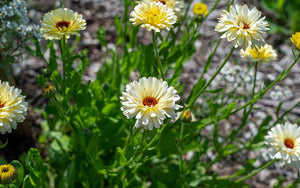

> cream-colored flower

[
  {"left": 0, "top": 81, "right": 28, "bottom": 134},
  {"left": 291, "top": 32, "right": 300, "bottom": 50},
  {"left": 41, "top": 8, "right": 86, "bottom": 40},
  {"left": 120, "top": 77, "right": 182, "bottom": 130},
  {"left": 240, "top": 44, "right": 277, "bottom": 63},
  {"left": 152, "top": 0, "right": 184, "bottom": 14},
  {"left": 215, "top": 4, "right": 269, "bottom": 49},
  {"left": 265, "top": 122, "right": 300, "bottom": 164},
  {"left": 193, "top": 3, "right": 209, "bottom": 17},
  {"left": 129, "top": 1, "right": 177, "bottom": 32}
]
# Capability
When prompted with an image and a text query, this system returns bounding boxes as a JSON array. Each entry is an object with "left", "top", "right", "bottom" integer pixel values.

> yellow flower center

[
  {"left": 143, "top": 96, "right": 159, "bottom": 107},
  {"left": 284, "top": 138, "right": 294, "bottom": 149},
  {"left": 182, "top": 111, "right": 191, "bottom": 120},
  {"left": 56, "top": 21, "right": 70, "bottom": 31},
  {"left": 145, "top": 7, "right": 162, "bottom": 25}
]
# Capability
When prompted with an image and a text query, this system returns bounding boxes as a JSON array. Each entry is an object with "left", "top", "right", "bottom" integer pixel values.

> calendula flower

[
  {"left": 120, "top": 77, "right": 182, "bottom": 130},
  {"left": 265, "top": 122, "right": 300, "bottom": 164},
  {"left": 240, "top": 44, "right": 277, "bottom": 63},
  {"left": 193, "top": 3, "right": 209, "bottom": 17},
  {"left": 41, "top": 8, "right": 86, "bottom": 40},
  {"left": 291, "top": 32, "right": 300, "bottom": 50},
  {"left": 0, "top": 81, "right": 28, "bottom": 134},
  {"left": 215, "top": 4, "right": 269, "bottom": 49},
  {"left": 0, "top": 164, "right": 17, "bottom": 185},
  {"left": 129, "top": 1, "right": 177, "bottom": 32},
  {"left": 152, "top": 0, "right": 184, "bottom": 14}
]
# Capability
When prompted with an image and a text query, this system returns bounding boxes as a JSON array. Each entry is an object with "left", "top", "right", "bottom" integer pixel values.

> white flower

[
  {"left": 215, "top": 4, "right": 269, "bottom": 49},
  {"left": 0, "top": 81, "right": 28, "bottom": 134},
  {"left": 120, "top": 77, "right": 182, "bottom": 130},
  {"left": 265, "top": 122, "right": 300, "bottom": 164}
]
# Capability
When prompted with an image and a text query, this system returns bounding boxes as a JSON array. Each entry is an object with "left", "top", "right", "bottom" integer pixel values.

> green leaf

[
  {"left": 97, "top": 27, "right": 107, "bottom": 47},
  {"left": 114, "top": 147, "right": 127, "bottom": 166},
  {"left": 23, "top": 148, "right": 47, "bottom": 187},
  {"left": 9, "top": 160, "right": 24, "bottom": 188},
  {"left": 0, "top": 139, "right": 8, "bottom": 149}
]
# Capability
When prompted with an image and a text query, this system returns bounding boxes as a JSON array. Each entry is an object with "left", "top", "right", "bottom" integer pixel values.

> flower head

[
  {"left": 41, "top": 8, "right": 86, "bottom": 40},
  {"left": 129, "top": 1, "right": 177, "bottom": 32},
  {"left": 215, "top": 4, "right": 269, "bottom": 49},
  {"left": 120, "top": 77, "right": 182, "bottom": 130},
  {"left": 193, "top": 3, "right": 209, "bottom": 17},
  {"left": 240, "top": 44, "right": 277, "bottom": 63},
  {"left": 265, "top": 122, "right": 300, "bottom": 164},
  {"left": 0, "top": 81, "right": 28, "bottom": 134},
  {"left": 0, "top": 164, "right": 17, "bottom": 185},
  {"left": 152, "top": 0, "right": 184, "bottom": 14},
  {"left": 42, "top": 84, "right": 55, "bottom": 98},
  {"left": 291, "top": 32, "right": 300, "bottom": 50}
]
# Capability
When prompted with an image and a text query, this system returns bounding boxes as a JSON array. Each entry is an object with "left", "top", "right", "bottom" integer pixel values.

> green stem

[
  {"left": 179, "top": 122, "right": 185, "bottom": 179},
  {"left": 173, "top": 0, "right": 193, "bottom": 40},
  {"left": 251, "top": 62, "right": 258, "bottom": 98},
  {"left": 152, "top": 31, "right": 165, "bottom": 80},
  {"left": 60, "top": 35, "right": 67, "bottom": 97},
  {"left": 199, "top": 38, "right": 221, "bottom": 82},
  {"left": 232, "top": 53, "right": 300, "bottom": 114},
  {"left": 234, "top": 159, "right": 277, "bottom": 183},
  {"left": 189, "top": 46, "right": 235, "bottom": 107}
]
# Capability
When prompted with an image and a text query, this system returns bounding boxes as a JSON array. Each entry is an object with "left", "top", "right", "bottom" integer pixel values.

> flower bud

[{"left": 0, "top": 164, "right": 17, "bottom": 185}]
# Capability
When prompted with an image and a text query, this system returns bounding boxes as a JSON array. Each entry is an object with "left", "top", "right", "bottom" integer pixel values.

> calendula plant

[{"left": 1, "top": 0, "right": 300, "bottom": 187}]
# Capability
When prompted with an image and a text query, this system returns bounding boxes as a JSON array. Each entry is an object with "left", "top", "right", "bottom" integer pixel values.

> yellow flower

[
  {"left": 215, "top": 4, "right": 269, "bottom": 49},
  {"left": 120, "top": 77, "right": 182, "bottom": 130},
  {"left": 193, "top": 3, "right": 209, "bottom": 16},
  {"left": 0, "top": 164, "right": 17, "bottom": 185},
  {"left": 41, "top": 8, "right": 86, "bottom": 40},
  {"left": 291, "top": 32, "right": 300, "bottom": 50},
  {"left": 152, "top": 0, "right": 184, "bottom": 14},
  {"left": 130, "top": 1, "right": 177, "bottom": 32},
  {"left": 0, "top": 81, "right": 28, "bottom": 134},
  {"left": 265, "top": 122, "right": 300, "bottom": 164},
  {"left": 240, "top": 44, "right": 277, "bottom": 63}
]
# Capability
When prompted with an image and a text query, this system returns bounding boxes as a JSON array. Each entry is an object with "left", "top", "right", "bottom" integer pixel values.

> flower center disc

[
  {"left": 284, "top": 139, "right": 294, "bottom": 149},
  {"left": 1, "top": 167, "right": 9, "bottom": 173},
  {"left": 56, "top": 21, "right": 70, "bottom": 29},
  {"left": 159, "top": 0, "right": 166, "bottom": 4},
  {"left": 243, "top": 23, "right": 250, "bottom": 29},
  {"left": 0, "top": 101, "right": 4, "bottom": 108},
  {"left": 143, "top": 96, "right": 158, "bottom": 107}
]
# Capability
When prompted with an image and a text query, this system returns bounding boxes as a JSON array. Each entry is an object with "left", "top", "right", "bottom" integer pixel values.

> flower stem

[
  {"left": 152, "top": 31, "right": 165, "bottom": 80},
  {"left": 234, "top": 159, "right": 277, "bottom": 183},
  {"left": 178, "top": 122, "right": 186, "bottom": 184},
  {"left": 232, "top": 53, "right": 300, "bottom": 114},
  {"left": 60, "top": 35, "right": 67, "bottom": 97},
  {"left": 189, "top": 46, "right": 235, "bottom": 107},
  {"left": 251, "top": 62, "right": 258, "bottom": 98}
]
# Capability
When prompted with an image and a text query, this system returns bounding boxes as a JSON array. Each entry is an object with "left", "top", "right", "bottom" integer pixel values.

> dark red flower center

[
  {"left": 56, "top": 21, "right": 70, "bottom": 29},
  {"left": 243, "top": 23, "right": 250, "bottom": 29},
  {"left": 0, "top": 101, "right": 4, "bottom": 108},
  {"left": 143, "top": 97, "right": 158, "bottom": 107},
  {"left": 284, "top": 139, "right": 294, "bottom": 149}
]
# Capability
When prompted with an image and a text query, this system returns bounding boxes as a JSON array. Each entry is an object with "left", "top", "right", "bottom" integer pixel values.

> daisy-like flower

[
  {"left": 291, "top": 32, "right": 300, "bottom": 50},
  {"left": 215, "top": 4, "right": 269, "bottom": 49},
  {"left": 41, "top": 8, "right": 86, "bottom": 40},
  {"left": 0, "top": 81, "right": 28, "bottom": 134},
  {"left": 0, "top": 164, "right": 17, "bottom": 185},
  {"left": 152, "top": 0, "right": 184, "bottom": 14},
  {"left": 265, "top": 122, "right": 300, "bottom": 164},
  {"left": 120, "top": 77, "right": 182, "bottom": 130},
  {"left": 129, "top": 1, "right": 177, "bottom": 32},
  {"left": 193, "top": 3, "right": 209, "bottom": 17},
  {"left": 240, "top": 44, "right": 277, "bottom": 63}
]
